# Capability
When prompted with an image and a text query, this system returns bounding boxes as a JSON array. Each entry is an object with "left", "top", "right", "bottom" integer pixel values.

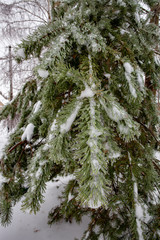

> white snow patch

[
  {"left": 123, "top": 62, "right": 137, "bottom": 98},
  {"left": 154, "top": 151, "right": 160, "bottom": 161},
  {"left": 49, "top": 119, "right": 58, "bottom": 140},
  {"left": 35, "top": 168, "right": 42, "bottom": 179},
  {"left": 51, "top": 119, "right": 57, "bottom": 132},
  {"left": 154, "top": 53, "right": 160, "bottom": 66},
  {"left": 78, "top": 85, "right": 94, "bottom": 99},
  {"left": 59, "top": 36, "right": 66, "bottom": 43},
  {"left": 104, "top": 73, "right": 111, "bottom": 79},
  {"left": 90, "top": 125, "right": 101, "bottom": 137},
  {"left": 92, "top": 159, "right": 101, "bottom": 170},
  {"left": 38, "top": 69, "right": 49, "bottom": 78},
  {"left": 109, "top": 151, "right": 121, "bottom": 159},
  {"left": 151, "top": 189, "right": 159, "bottom": 205},
  {"left": 43, "top": 143, "right": 50, "bottom": 151},
  {"left": 17, "top": 48, "right": 25, "bottom": 58},
  {"left": 33, "top": 101, "right": 42, "bottom": 113},
  {"left": 98, "top": 233, "right": 104, "bottom": 240},
  {"left": 0, "top": 121, "right": 8, "bottom": 158},
  {"left": 133, "top": 179, "right": 144, "bottom": 240},
  {"left": 136, "top": 68, "right": 145, "bottom": 91},
  {"left": 60, "top": 102, "right": 82, "bottom": 133},
  {"left": 21, "top": 123, "right": 35, "bottom": 142},
  {"left": 68, "top": 192, "right": 74, "bottom": 202},
  {"left": 100, "top": 100, "right": 127, "bottom": 122},
  {"left": 117, "top": 0, "right": 126, "bottom": 7},
  {"left": 84, "top": 231, "right": 90, "bottom": 240}
]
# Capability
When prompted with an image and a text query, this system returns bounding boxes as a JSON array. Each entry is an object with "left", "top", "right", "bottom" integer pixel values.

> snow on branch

[
  {"left": 21, "top": 123, "right": 35, "bottom": 142},
  {"left": 128, "top": 153, "right": 144, "bottom": 240},
  {"left": 123, "top": 62, "right": 137, "bottom": 98},
  {"left": 60, "top": 101, "right": 82, "bottom": 133}
]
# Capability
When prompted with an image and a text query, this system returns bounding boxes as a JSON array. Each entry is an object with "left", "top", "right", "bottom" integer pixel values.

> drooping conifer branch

[{"left": 128, "top": 152, "right": 144, "bottom": 240}]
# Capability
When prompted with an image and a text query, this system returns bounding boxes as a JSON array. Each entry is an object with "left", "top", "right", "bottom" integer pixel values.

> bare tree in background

[{"left": 0, "top": 0, "right": 51, "bottom": 101}]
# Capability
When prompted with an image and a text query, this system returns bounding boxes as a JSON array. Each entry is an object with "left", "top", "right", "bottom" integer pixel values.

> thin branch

[
  {"left": 8, "top": 140, "right": 27, "bottom": 153},
  {"left": 140, "top": 7, "right": 150, "bottom": 14},
  {"left": 152, "top": 160, "right": 160, "bottom": 173},
  {"left": 133, "top": 117, "right": 159, "bottom": 143},
  {"left": 154, "top": 50, "right": 160, "bottom": 55},
  {"left": 16, "top": 5, "right": 48, "bottom": 23},
  {"left": 0, "top": 91, "right": 9, "bottom": 100}
]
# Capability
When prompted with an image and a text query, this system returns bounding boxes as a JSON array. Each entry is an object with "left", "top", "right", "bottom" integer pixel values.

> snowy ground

[{"left": 0, "top": 122, "right": 89, "bottom": 240}]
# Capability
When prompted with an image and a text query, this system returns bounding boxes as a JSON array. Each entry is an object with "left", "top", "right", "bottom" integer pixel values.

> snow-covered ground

[{"left": 0, "top": 122, "right": 89, "bottom": 240}]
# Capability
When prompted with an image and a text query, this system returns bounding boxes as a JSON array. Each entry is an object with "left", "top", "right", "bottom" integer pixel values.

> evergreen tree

[{"left": 0, "top": 0, "right": 160, "bottom": 239}]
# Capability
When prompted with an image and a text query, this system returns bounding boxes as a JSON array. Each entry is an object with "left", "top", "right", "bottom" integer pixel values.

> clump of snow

[
  {"left": 78, "top": 85, "right": 94, "bottom": 99},
  {"left": 136, "top": 68, "right": 145, "bottom": 91},
  {"left": 49, "top": 119, "right": 58, "bottom": 140},
  {"left": 60, "top": 102, "right": 82, "bottom": 133},
  {"left": 98, "top": 233, "right": 104, "bottom": 240},
  {"left": 33, "top": 101, "right": 42, "bottom": 113},
  {"left": 21, "top": 123, "right": 35, "bottom": 142},
  {"left": 154, "top": 151, "right": 160, "bottom": 161},
  {"left": 135, "top": 11, "right": 141, "bottom": 23},
  {"left": 35, "top": 168, "right": 42, "bottom": 179},
  {"left": 92, "top": 159, "right": 101, "bottom": 170},
  {"left": 84, "top": 231, "right": 90, "bottom": 240},
  {"left": 154, "top": 53, "right": 160, "bottom": 66},
  {"left": 109, "top": 151, "right": 121, "bottom": 159},
  {"left": 38, "top": 69, "right": 49, "bottom": 78},
  {"left": 108, "top": 105, "right": 125, "bottom": 122},
  {"left": 133, "top": 179, "right": 144, "bottom": 240},
  {"left": 150, "top": 189, "right": 159, "bottom": 205},
  {"left": 51, "top": 119, "right": 57, "bottom": 132},
  {"left": 59, "top": 36, "right": 66, "bottom": 43},
  {"left": 104, "top": 73, "right": 111, "bottom": 78},
  {"left": 120, "top": 29, "right": 129, "bottom": 35},
  {"left": 100, "top": 99, "right": 127, "bottom": 122},
  {"left": 108, "top": 33, "right": 115, "bottom": 40},
  {"left": 17, "top": 48, "right": 25, "bottom": 58},
  {"left": 68, "top": 192, "right": 74, "bottom": 202},
  {"left": 117, "top": 0, "right": 126, "bottom": 7},
  {"left": 42, "top": 143, "right": 50, "bottom": 151},
  {"left": 123, "top": 62, "right": 137, "bottom": 98},
  {"left": 90, "top": 125, "right": 101, "bottom": 137},
  {"left": 0, "top": 121, "right": 8, "bottom": 158}
]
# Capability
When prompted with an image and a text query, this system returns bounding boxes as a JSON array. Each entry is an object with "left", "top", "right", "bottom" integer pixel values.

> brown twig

[
  {"left": 133, "top": 117, "right": 159, "bottom": 143},
  {"left": 8, "top": 140, "right": 27, "bottom": 153},
  {"left": 28, "top": 143, "right": 33, "bottom": 157},
  {"left": 152, "top": 160, "right": 160, "bottom": 173}
]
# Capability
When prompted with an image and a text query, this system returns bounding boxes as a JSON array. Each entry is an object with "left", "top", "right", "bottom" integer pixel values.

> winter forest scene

[{"left": 0, "top": 0, "right": 160, "bottom": 239}]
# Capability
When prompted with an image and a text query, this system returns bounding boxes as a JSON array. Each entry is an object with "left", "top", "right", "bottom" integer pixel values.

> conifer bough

[{"left": 0, "top": 0, "right": 160, "bottom": 239}]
